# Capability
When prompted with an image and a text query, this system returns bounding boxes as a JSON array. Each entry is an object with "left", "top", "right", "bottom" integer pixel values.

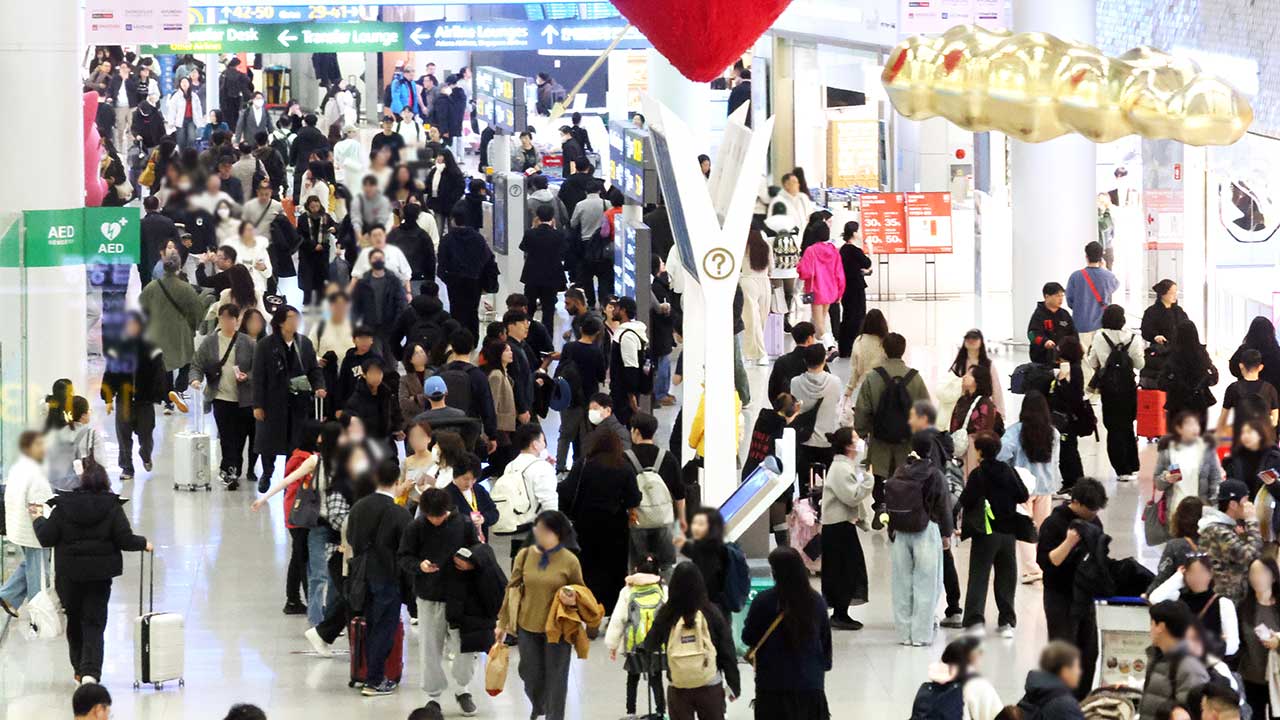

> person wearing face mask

[
  {"left": 426, "top": 149, "right": 466, "bottom": 231},
  {"left": 586, "top": 393, "right": 631, "bottom": 451},
  {"left": 235, "top": 91, "right": 270, "bottom": 145},
  {"left": 820, "top": 427, "right": 873, "bottom": 630},
  {"left": 213, "top": 199, "right": 239, "bottom": 242},
  {"left": 352, "top": 248, "right": 410, "bottom": 346}
]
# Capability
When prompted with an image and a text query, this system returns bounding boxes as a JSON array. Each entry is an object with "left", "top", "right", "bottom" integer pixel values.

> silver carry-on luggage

[{"left": 133, "top": 552, "right": 184, "bottom": 689}]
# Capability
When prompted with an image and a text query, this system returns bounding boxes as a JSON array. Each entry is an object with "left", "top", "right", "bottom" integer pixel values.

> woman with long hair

[
  {"left": 946, "top": 329, "right": 1005, "bottom": 417},
  {"left": 836, "top": 221, "right": 872, "bottom": 358},
  {"left": 426, "top": 148, "right": 465, "bottom": 227},
  {"left": 1162, "top": 321, "right": 1219, "bottom": 429},
  {"left": 641, "top": 562, "right": 741, "bottom": 720},
  {"left": 238, "top": 307, "right": 268, "bottom": 483},
  {"left": 1231, "top": 316, "right": 1280, "bottom": 392},
  {"left": 33, "top": 462, "right": 151, "bottom": 685},
  {"left": 999, "top": 390, "right": 1060, "bottom": 583},
  {"left": 481, "top": 339, "right": 517, "bottom": 442},
  {"left": 673, "top": 508, "right": 733, "bottom": 618},
  {"left": 949, "top": 364, "right": 1005, "bottom": 478},
  {"left": 397, "top": 342, "right": 432, "bottom": 424},
  {"left": 1086, "top": 304, "right": 1145, "bottom": 480},
  {"left": 1237, "top": 558, "right": 1280, "bottom": 719},
  {"left": 496, "top": 510, "right": 587, "bottom": 720},
  {"left": 1226, "top": 417, "right": 1280, "bottom": 499},
  {"left": 740, "top": 226, "right": 774, "bottom": 365},
  {"left": 1049, "top": 335, "right": 1088, "bottom": 491},
  {"left": 399, "top": 420, "right": 435, "bottom": 511},
  {"left": 251, "top": 420, "right": 325, "bottom": 616},
  {"left": 1154, "top": 412, "right": 1222, "bottom": 529},
  {"left": 742, "top": 546, "right": 832, "bottom": 718},
  {"left": 45, "top": 396, "right": 102, "bottom": 492},
  {"left": 557, "top": 430, "right": 641, "bottom": 611},
  {"left": 164, "top": 75, "right": 205, "bottom": 149},
  {"left": 796, "top": 220, "right": 844, "bottom": 348},
  {"left": 226, "top": 219, "right": 273, "bottom": 293},
  {"left": 213, "top": 263, "right": 263, "bottom": 320},
  {"left": 820, "top": 427, "right": 871, "bottom": 630},
  {"left": 844, "top": 308, "right": 888, "bottom": 401}
]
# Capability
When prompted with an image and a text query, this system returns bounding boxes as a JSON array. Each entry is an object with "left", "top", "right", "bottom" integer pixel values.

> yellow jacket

[
  {"left": 688, "top": 390, "right": 742, "bottom": 457},
  {"left": 544, "top": 584, "right": 604, "bottom": 659}
]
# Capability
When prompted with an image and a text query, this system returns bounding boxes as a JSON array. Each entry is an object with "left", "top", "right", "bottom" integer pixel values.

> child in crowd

[{"left": 605, "top": 555, "right": 667, "bottom": 720}]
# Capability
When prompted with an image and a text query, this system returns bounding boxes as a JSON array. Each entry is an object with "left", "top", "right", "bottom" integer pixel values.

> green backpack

[{"left": 623, "top": 584, "right": 664, "bottom": 653}]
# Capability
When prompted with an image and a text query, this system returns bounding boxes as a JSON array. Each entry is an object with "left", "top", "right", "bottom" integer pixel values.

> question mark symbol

[{"left": 713, "top": 252, "right": 727, "bottom": 274}]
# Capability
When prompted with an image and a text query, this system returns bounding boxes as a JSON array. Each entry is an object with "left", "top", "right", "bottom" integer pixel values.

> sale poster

[
  {"left": 859, "top": 193, "right": 907, "bottom": 254},
  {"left": 904, "top": 192, "right": 954, "bottom": 254}
]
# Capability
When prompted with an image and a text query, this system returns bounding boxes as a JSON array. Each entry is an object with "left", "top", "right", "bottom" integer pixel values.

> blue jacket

[
  {"left": 1065, "top": 266, "right": 1118, "bottom": 332},
  {"left": 389, "top": 74, "right": 420, "bottom": 115}
]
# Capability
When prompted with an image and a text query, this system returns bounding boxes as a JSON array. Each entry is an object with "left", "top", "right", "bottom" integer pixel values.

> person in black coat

[
  {"left": 1027, "top": 282, "right": 1078, "bottom": 364},
  {"left": 251, "top": 306, "right": 327, "bottom": 490},
  {"left": 452, "top": 178, "right": 487, "bottom": 230},
  {"left": 835, "top": 222, "right": 872, "bottom": 358},
  {"left": 343, "top": 356, "right": 403, "bottom": 445},
  {"left": 557, "top": 430, "right": 641, "bottom": 610},
  {"left": 267, "top": 211, "right": 301, "bottom": 291},
  {"left": 727, "top": 67, "right": 752, "bottom": 126},
  {"left": 34, "top": 464, "right": 150, "bottom": 684},
  {"left": 520, "top": 204, "right": 567, "bottom": 330},
  {"left": 1229, "top": 316, "right": 1280, "bottom": 392},
  {"left": 956, "top": 432, "right": 1029, "bottom": 631},
  {"left": 138, "top": 196, "right": 178, "bottom": 287},
  {"left": 767, "top": 321, "right": 817, "bottom": 402},
  {"left": 426, "top": 149, "right": 466, "bottom": 221},
  {"left": 558, "top": 164, "right": 597, "bottom": 219},
  {"left": 100, "top": 311, "right": 166, "bottom": 479},
  {"left": 387, "top": 203, "right": 437, "bottom": 294},
  {"left": 289, "top": 114, "right": 331, "bottom": 203},
  {"left": 559, "top": 126, "right": 586, "bottom": 176},
  {"left": 438, "top": 211, "right": 495, "bottom": 339},
  {"left": 351, "top": 248, "right": 409, "bottom": 343},
  {"left": 1140, "top": 279, "right": 1190, "bottom": 386},
  {"left": 296, "top": 197, "right": 335, "bottom": 308},
  {"left": 444, "top": 453, "right": 499, "bottom": 541},
  {"left": 445, "top": 542, "right": 507, "bottom": 655},
  {"left": 445, "top": 77, "right": 467, "bottom": 140},
  {"left": 1162, "top": 320, "right": 1219, "bottom": 429}
]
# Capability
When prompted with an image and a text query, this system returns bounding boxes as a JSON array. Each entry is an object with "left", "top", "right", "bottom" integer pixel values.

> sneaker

[
  {"left": 80, "top": 676, "right": 98, "bottom": 685},
  {"left": 304, "top": 627, "right": 333, "bottom": 657},
  {"left": 963, "top": 625, "right": 986, "bottom": 638},
  {"left": 257, "top": 474, "right": 270, "bottom": 494},
  {"left": 422, "top": 700, "right": 443, "bottom": 717},
  {"left": 0, "top": 599, "right": 17, "bottom": 619},
  {"left": 830, "top": 617, "right": 863, "bottom": 631},
  {"left": 997, "top": 624, "right": 1015, "bottom": 639},
  {"left": 168, "top": 391, "right": 189, "bottom": 413},
  {"left": 283, "top": 601, "right": 307, "bottom": 615},
  {"left": 361, "top": 680, "right": 397, "bottom": 697},
  {"left": 456, "top": 693, "right": 477, "bottom": 716},
  {"left": 120, "top": 469, "right": 134, "bottom": 481},
  {"left": 143, "top": 460, "right": 153, "bottom": 472},
  {"left": 939, "top": 614, "right": 964, "bottom": 629},
  {"left": 225, "top": 480, "right": 240, "bottom": 491}
]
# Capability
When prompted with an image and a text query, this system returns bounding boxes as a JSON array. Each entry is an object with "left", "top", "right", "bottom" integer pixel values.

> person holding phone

[
  {"left": 1154, "top": 411, "right": 1223, "bottom": 529},
  {"left": 1236, "top": 557, "right": 1280, "bottom": 719},
  {"left": 1226, "top": 417, "right": 1280, "bottom": 499}
]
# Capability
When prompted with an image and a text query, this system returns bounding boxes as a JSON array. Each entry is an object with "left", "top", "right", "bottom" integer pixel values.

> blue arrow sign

[{"left": 402, "top": 18, "right": 647, "bottom": 51}]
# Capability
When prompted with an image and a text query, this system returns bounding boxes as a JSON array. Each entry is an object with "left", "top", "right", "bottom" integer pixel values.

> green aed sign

[
  {"left": 142, "top": 22, "right": 404, "bottom": 54},
  {"left": 17, "top": 207, "right": 140, "bottom": 268}
]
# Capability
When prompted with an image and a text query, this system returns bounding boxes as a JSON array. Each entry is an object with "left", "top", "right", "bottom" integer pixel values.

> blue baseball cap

[{"left": 424, "top": 376, "right": 447, "bottom": 399}]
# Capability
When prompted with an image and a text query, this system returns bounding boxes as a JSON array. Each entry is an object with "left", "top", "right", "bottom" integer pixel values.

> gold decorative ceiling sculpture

[{"left": 881, "top": 25, "right": 1253, "bottom": 146}]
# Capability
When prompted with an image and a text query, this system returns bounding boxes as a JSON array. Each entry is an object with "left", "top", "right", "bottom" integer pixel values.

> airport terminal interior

[{"left": 1, "top": 1, "right": 1278, "bottom": 719}]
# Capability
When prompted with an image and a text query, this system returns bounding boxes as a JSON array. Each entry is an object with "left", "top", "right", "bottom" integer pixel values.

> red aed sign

[
  {"left": 859, "top": 192, "right": 907, "bottom": 254},
  {"left": 903, "top": 192, "right": 953, "bottom": 254}
]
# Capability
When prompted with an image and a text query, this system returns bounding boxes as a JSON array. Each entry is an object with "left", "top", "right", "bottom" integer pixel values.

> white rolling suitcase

[
  {"left": 133, "top": 553, "right": 184, "bottom": 690},
  {"left": 174, "top": 405, "right": 212, "bottom": 492}
]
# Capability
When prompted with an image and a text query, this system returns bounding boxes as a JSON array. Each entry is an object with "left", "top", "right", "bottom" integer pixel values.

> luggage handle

[{"left": 138, "top": 551, "right": 155, "bottom": 615}]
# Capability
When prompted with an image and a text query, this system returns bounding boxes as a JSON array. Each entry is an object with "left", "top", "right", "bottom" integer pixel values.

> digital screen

[
  {"left": 613, "top": 216, "right": 636, "bottom": 299},
  {"left": 720, "top": 466, "right": 773, "bottom": 525},
  {"left": 647, "top": 128, "right": 698, "bottom": 281}
]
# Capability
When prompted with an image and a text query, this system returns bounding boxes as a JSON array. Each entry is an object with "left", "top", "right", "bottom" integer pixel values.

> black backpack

[
  {"left": 614, "top": 328, "right": 655, "bottom": 395},
  {"left": 554, "top": 352, "right": 587, "bottom": 406},
  {"left": 1093, "top": 335, "right": 1136, "bottom": 396},
  {"left": 872, "top": 367, "right": 917, "bottom": 444},
  {"left": 884, "top": 466, "right": 930, "bottom": 533},
  {"left": 909, "top": 679, "right": 965, "bottom": 720},
  {"left": 440, "top": 365, "right": 474, "bottom": 416}
]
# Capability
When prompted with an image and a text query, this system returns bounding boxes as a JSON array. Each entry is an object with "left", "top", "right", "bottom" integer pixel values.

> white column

[
  {"left": 1010, "top": 0, "right": 1096, "bottom": 338},
  {"left": 0, "top": 1, "right": 88, "bottom": 421},
  {"left": 645, "top": 51, "right": 712, "bottom": 470}
]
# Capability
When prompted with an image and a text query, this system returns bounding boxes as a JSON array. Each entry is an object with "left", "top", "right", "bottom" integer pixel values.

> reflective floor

[{"left": 0, "top": 292, "right": 1163, "bottom": 719}]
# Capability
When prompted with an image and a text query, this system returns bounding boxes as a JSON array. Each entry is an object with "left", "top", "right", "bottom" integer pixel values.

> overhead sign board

[
  {"left": 141, "top": 21, "right": 403, "bottom": 53},
  {"left": 403, "top": 19, "right": 646, "bottom": 51},
  {"left": 194, "top": 0, "right": 584, "bottom": 5},
  {"left": 189, "top": 4, "right": 379, "bottom": 24},
  {"left": 14, "top": 208, "right": 140, "bottom": 268},
  {"left": 87, "top": 0, "right": 187, "bottom": 44},
  {"left": 900, "top": 0, "right": 1006, "bottom": 36}
]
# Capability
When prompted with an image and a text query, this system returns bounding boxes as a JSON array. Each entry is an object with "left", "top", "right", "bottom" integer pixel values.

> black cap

[{"left": 1220, "top": 479, "right": 1250, "bottom": 504}]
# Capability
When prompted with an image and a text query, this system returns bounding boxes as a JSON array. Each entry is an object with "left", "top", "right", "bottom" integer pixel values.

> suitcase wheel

[
  {"left": 179, "top": 679, "right": 185, "bottom": 688},
  {"left": 133, "top": 682, "right": 140, "bottom": 690},
  {"left": 173, "top": 484, "right": 179, "bottom": 491},
  {"left": 155, "top": 683, "right": 163, "bottom": 690}
]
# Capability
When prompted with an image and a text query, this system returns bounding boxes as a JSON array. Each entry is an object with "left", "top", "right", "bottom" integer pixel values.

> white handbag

[
  {"left": 949, "top": 396, "right": 984, "bottom": 457},
  {"left": 28, "top": 555, "right": 66, "bottom": 639}
]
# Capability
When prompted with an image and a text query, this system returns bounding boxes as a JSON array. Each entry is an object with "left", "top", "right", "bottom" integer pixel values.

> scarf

[{"left": 538, "top": 544, "right": 563, "bottom": 570}]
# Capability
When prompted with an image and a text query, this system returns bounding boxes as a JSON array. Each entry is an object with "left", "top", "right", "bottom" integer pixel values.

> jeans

[
  {"left": 287, "top": 527, "right": 309, "bottom": 605},
  {"left": 653, "top": 353, "right": 673, "bottom": 401},
  {"left": 417, "top": 598, "right": 477, "bottom": 698},
  {"left": 0, "top": 546, "right": 49, "bottom": 607},
  {"left": 962, "top": 532, "right": 1018, "bottom": 628},
  {"left": 115, "top": 401, "right": 156, "bottom": 473},
  {"left": 212, "top": 399, "right": 253, "bottom": 477},
  {"left": 176, "top": 119, "right": 197, "bottom": 149},
  {"left": 890, "top": 522, "right": 942, "bottom": 644},
  {"left": 555, "top": 406, "right": 586, "bottom": 469},
  {"left": 57, "top": 577, "right": 113, "bottom": 680},
  {"left": 364, "top": 579, "right": 403, "bottom": 686},
  {"left": 517, "top": 629, "right": 573, "bottom": 720},
  {"left": 306, "top": 527, "right": 335, "bottom": 626}
]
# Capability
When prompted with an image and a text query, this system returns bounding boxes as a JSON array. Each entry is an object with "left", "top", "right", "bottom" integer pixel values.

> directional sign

[
  {"left": 141, "top": 21, "right": 404, "bottom": 53},
  {"left": 401, "top": 18, "right": 648, "bottom": 51}
]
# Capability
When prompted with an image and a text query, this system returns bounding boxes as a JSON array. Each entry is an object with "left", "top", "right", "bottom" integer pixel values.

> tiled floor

[{"left": 1, "top": 292, "right": 1165, "bottom": 719}]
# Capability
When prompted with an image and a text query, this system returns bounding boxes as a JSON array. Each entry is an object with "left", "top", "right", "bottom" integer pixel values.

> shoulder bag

[
  {"left": 204, "top": 334, "right": 239, "bottom": 391},
  {"left": 288, "top": 460, "right": 322, "bottom": 529},
  {"left": 1143, "top": 490, "right": 1170, "bottom": 546},
  {"left": 155, "top": 278, "right": 198, "bottom": 333},
  {"left": 744, "top": 612, "right": 784, "bottom": 668}
]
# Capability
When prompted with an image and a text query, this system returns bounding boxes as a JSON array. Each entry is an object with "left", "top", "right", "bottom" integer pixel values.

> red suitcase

[
  {"left": 1137, "top": 389, "right": 1167, "bottom": 439},
  {"left": 347, "top": 616, "right": 405, "bottom": 687}
]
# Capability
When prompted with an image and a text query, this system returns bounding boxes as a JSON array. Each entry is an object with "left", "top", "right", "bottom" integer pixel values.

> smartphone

[
  {"left": 1168, "top": 463, "right": 1181, "bottom": 482},
  {"left": 1257, "top": 624, "right": 1274, "bottom": 641}
]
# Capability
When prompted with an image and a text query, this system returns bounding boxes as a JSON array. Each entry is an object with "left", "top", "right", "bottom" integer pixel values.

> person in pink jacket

[{"left": 797, "top": 223, "right": 846, "bottom": 346}]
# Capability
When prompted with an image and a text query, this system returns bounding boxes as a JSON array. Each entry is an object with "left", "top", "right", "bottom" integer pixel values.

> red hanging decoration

[{"left": 610, "top": 0, "right": 794, "bottom": 82}]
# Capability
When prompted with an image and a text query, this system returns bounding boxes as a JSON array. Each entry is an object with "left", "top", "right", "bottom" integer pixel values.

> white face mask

[
  {"left": 217, "top": 207, "right": 231, "bottom": 219},
  {"left": 253, "top": 98, "right": 264, "bottom": 108},
  {"left": 587, "top": 409, "right": 605, "bottom": 426},
  {"left": 350, "top": 457, "right": 370, "bottom": 476}
]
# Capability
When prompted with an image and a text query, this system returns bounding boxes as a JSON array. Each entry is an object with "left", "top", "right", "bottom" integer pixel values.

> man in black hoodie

[
  {"left": 437, "top": 329, "right": 498, "bottom": 451},
  {"left": 1028, "top": 281, "right": 1078, "bottom": 364},
  {"left": 1017, "top": 641, "right": 1085, "bottom": 720},
  {"left": 767, "top": 322, "right": 817, "bottom": 403},
  {"left": 343, "top": 356, "right": 403, "bottom": 446},
  {"left": 398, "top": 488, "right": 481, "bottom": 715},
  {"left": 438, "top": 209, "right": 493, "bottom": 339},
  {"left": 393, "top": 289, "right": 457, "bottom": 361},
  {"left": 388, "top": 203, "right": 437, "bottom": 295},
  {"left": 335, "top": 327, "right": 396, "bottom": 412}
]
